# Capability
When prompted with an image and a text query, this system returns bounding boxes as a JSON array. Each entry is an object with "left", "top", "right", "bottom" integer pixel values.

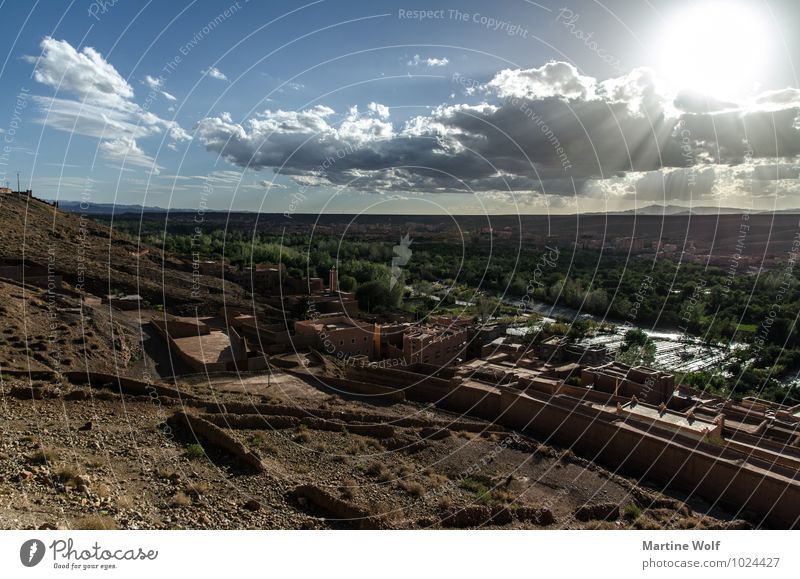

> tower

[{"left": 329, "top": 265, "right": 338, "bottom": 293}]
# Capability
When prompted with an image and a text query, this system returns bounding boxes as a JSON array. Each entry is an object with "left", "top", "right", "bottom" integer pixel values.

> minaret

[{"left": 329, "top": 266, "right": 338, "bottom": 293}]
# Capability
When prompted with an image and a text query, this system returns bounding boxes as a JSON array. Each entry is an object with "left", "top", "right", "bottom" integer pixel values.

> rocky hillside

[
  {"left": 0, "top": 193, "right": 249, "bottom": 315},
  {"left": 0, "top": 366, "right": 747, "bottom": 530}
]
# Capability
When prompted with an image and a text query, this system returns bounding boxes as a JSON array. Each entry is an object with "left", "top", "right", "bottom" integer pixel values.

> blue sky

[{"left": 0, "top": 0, "right": 798, "bottom": 214}]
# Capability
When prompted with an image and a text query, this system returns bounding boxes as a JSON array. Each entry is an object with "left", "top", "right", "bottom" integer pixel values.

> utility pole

[{"left": 16, "top": 172, "right": 20, "bottom": 192}]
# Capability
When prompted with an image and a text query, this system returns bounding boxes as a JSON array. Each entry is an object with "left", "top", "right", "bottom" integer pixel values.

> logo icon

[
  {"left": 20, "top": 539, "right": 45, "bottom": 567},
  {"left": 390, "top": 233, "right": 413, "bottom": 289}
]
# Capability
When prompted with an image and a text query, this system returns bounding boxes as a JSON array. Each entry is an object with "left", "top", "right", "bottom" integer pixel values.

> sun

[{"left": 658, "top": 2, "right": 771, "bottom": 99}]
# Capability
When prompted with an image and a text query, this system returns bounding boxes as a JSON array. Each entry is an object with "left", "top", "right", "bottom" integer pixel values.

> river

[{"left": 503, "top": 298, "right": 732, "bottom": 373}]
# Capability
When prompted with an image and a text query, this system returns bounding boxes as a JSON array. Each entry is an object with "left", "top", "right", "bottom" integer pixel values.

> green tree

[
  {"left": 475, "top": 295, "right": 498, "bottom": 323},
  {"left": 339, "top": 274, "right": 357, "bottom": 292},
  {"left": 616, "top": 328, "right": 656, "bottom": 366},
  {"left": 355, "top": 280, "right": 402, "bottom": 312},
  {"left": 292, "top": 295, "right": 313, "bottom": 320}
]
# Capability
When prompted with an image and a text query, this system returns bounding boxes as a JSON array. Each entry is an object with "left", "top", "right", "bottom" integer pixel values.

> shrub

[
  {"left": 55, "top": 465, "right": 81, "bottom": 486},
  {"left": 186, "top": 443, "right": 205, "bottom": 460},
  {"left": 29, "top": 447, "right": 58, "bottom": 464},
  {"left": 340, "top": 479, "right": 357, "bottom": 500},
  {"left": 365, "top": 462, "right": 391, "bottom": 482},
  {"left": 399, "top": 480, "right": 424, "bottom": 497},
  {"left": 116, "top": 495, "right": 135, "bottom": 509},
  {"left": 185, "top": 482, "right": 210, "bottom": 498},
  {"left": 293, "top": 431, "right": 311, "bottom": 443},
  {"left": 171, "top": 492, "right": 191, "bottom": 507},
  {"left": 624, "top": 503, "right": 643, "bottom": 520},
  {"left": 73, "top": 515, "right": 117, "bottom": 530}
]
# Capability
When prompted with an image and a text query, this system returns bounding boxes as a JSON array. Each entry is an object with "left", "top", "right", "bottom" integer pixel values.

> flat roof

[
  {"left": 621, "top": 402, "right": 713, "bottom": 433},
  {"left": 173, "top": 330, "right": 236, "bottom": 364}
]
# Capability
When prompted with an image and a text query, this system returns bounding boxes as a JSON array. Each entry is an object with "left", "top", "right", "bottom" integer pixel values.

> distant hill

[
  {"left": 602, "top": 204, "right": 766, "bottom": 216},
  {"left": 54, "top": 201, "right": 190, "bottom": 215},
  {"left": 54, "top": 200, "right": 799, "bottom": 217}
]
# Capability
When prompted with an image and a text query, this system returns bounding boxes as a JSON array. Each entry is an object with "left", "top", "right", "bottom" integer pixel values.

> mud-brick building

[
  {"left": 581, "top": 362, "right": 675, "bottom": 404},
  {"left": 403, "top": 324, "right": 468, "bottom": 365},
  {"left": 294, "top": 315, "right": 375, "bottom": 359}
]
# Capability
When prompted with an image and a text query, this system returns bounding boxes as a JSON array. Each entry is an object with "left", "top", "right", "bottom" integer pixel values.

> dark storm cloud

[{"left": 196, "top": 62, "right": 799, "bottom": 199}]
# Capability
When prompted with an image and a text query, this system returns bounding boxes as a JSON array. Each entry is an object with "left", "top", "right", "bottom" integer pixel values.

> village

[
  {"left": 126, "top": 257, "right": 800, "bottom": 528},
  {"left": 1, "top": 187, "right": 799, "bottom": 529}
]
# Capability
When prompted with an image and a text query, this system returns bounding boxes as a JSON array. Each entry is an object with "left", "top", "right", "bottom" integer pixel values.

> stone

[
  {"left": 243, "top": 499, "right": 261, "bottom": 512},
  {"left": 574, "top": 502, "right": 620, "bottom": 522}
]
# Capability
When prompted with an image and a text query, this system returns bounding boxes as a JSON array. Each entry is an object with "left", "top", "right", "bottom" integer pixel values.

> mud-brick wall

[
  {"left": 345, "top": 366, "right": 501, "bottom": 420},
  {"left": 498, "top": 390, "right": 800, "bottom": 528}
]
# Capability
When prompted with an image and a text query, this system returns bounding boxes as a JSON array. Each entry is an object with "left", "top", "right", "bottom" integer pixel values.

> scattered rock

[
  {"left": 419, "top": 427, "right": 451, "bottom": 440},
  {"left": 515, "top": 506, "right": 556, "bottom": 526},
  {"left": 291, "top": 484, "right": 374, "bottom": 529},
  {"left": 243, "top": 499, "right": 261, "bottom": 512},
  {"left": 574, "top": 502, "right": 620, "bottom": 522}
]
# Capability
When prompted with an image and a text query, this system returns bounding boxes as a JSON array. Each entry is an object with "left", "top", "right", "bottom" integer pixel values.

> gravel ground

[{"left": 0, "top": 370, "right": 744, "bottom": 530}]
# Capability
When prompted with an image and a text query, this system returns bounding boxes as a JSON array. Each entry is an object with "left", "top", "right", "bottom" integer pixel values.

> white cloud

[
  {"left": 407, "top": 54, "right": 449, "bottom": 68},
  {"left": 258, "top": 180, "right": 288, "bottom": 189},
  {"left": 26, "top": 37, "right": 133, "bottom": 108},
  {"left": 143, "top": 74, "right": 177, "bottom": 102},
  {"left": 26, "top": 38, "right": 188, "bottom": 171},
  {"left": 753, "top": 87, "right": 800, "bottom": 110},
  {"left": 204, "top": 67, "right": 228, "bottom": 81},
  {"left": 143, "top": 75, "right": 163, "bottom": 90},
  {"left": 488, "top": 61, "right": 595, "bottom": 101},
  {"left": 367, "top": 102, "right": 390, "bottom": 119},
  {"left": 100, "top": 137, "right": 162, "bottom": 174}
]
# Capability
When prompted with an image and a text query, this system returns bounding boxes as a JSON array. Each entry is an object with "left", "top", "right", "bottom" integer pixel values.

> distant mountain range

[
  {"left": 54, "top": 201, "right": 178, "bottom": 215},
  {"left": 53, "top": 200, "right": 800, "bottom": 217},
  {"left": 595, "top": 204, "right": 800, "bottom": 216},
  {"left": 51, "top": 201, "right": 233, "bottom": 215}
]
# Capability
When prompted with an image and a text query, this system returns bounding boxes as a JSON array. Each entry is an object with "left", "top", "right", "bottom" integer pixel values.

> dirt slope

[{"left": 0, "top": 194, "right": 249, "bottom": 315}]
